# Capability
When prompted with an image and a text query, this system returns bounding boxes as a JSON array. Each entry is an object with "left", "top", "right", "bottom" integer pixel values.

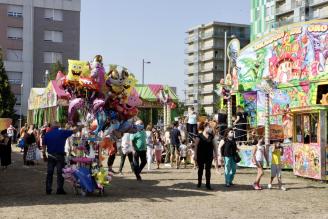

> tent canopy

[{"left": 131, "top": 84, "right": 178, "bottom": 103}]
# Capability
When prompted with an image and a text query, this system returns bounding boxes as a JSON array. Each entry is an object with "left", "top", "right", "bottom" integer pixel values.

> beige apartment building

[
  {"left": 184, "top": 22, "right": 249, "bottom": 115},
  {"left": 0, "top": 0, "right": 80, "bottom": 116}
]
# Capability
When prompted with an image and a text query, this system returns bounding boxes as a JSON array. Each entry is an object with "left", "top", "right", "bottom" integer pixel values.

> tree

[
  {"left": 0, "top": 49, "right": 16, "bottom": 118},
  {"left": 49, "top": 61, "right": 66, "bottom": 80},
  {"left": 199, "top": 106, "right": 207, "bottom": 116}
]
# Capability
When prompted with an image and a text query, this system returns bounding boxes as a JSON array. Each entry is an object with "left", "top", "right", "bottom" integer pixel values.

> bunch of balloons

[{"left": 56, "top": 55, "right": 143, "bottom": 141}]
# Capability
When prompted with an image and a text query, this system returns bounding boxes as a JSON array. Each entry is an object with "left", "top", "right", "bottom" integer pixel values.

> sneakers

[
  {"left": 253, "top": 183, "right": 262, "bottom": 190},
  {"left": 268, "top": 184, "right": 272, "bottom": 189},
  {"left": 280, "top": 186, "right": 287, "bottom": 191}
]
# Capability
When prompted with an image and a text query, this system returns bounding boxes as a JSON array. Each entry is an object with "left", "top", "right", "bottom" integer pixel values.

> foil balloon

[
  {"left": 92, "top": 98, "right": 105, "bottom": 115},
  {"left": 67, "top": 60, "right": 90, "bottom": 82},
  {"left": 68, "top": 98, "right": 85, "bottom": 124},
  {"left": 90, "top": 55, "right": 105, "bottom": 90}
]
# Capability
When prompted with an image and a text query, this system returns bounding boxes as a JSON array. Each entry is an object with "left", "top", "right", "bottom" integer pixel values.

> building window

[
  {"left": 7, "top": 27, "right": 23, "bottom": 40},
  {"left": 44, "top": 30, "right": 63, "bottom": 43},
  {"left": 6, "top": 49, "right": 23, "bottom": 61},
  {"left": 43, "top": 52, "right": 62, "bottom": 64},
  {"left": 7, "top": 5, "right": 23, "bottom": 17},
  {"left": 44, "top": 9, "right": 63, "bottom": 21},
  {"left": 7, "top": 71, "right": 22, "bottom": 85}
]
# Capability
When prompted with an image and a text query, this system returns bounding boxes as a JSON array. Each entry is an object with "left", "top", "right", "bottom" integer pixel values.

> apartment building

[
  {"left": 0, "top": 0, "right": 80, "bottom": 116},
  {"left": 251, "top": 0, "right": 328, "bottom": 41},
  {"left": 185, "top": 22, "right": 250, "bottom": 115}
]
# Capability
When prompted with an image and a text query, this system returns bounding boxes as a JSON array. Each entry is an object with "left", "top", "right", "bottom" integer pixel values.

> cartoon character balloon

[{"left": 67, "top": 60, "right": 90, "bottom": 82}]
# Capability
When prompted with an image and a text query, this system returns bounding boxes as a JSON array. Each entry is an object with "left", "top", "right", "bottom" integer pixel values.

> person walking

[
  {"left": 0, "top": 130, "right": 12, "bottom": 169},
  {"left": 153, "top": 130, "right": 163, "bottom": 169},
  {"left": 6, "top": 125, "right": 15, "bottom": 145},
  {"left": 170, "top": 121, "right": 182, "bottom": 169},
  {"left": 118, "top": 133, "right": 135, "bottom": 175},
  {"left": 145, "top": 125, "right": 154, "bottom": 171},
  {"left": 43, "top": 121, "right": 75, "bottom": 195},
  {"left": 164, "top": 126, "right": 172, "bottom": 165},
  {"left": 194, "top": 122, "right": 218, "bottom": 190},
  {"left": 220, "top": 128, "right": 238, "bottom": 187},
  {"left": 24, "top": 125, "right": 37, "bottom": 166},
  {"left": 131, "top": 120, "right": 147, "bottom": 181}
]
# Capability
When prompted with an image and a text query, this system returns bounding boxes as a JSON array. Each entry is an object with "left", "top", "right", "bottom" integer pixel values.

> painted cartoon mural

[
  {"left": 234, "top": 20, "right": 328, "bottom": 180},
  {"left": 294, "top": 143, "right": 321, "bottom": 179}
]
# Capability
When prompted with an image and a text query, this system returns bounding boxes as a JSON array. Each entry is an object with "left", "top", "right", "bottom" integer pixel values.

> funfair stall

[{"left": 234, "top": 20, "right": 328, "bottom": 180}]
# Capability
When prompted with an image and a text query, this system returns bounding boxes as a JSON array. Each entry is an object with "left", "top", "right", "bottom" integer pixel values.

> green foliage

[
  {"left": 50, "top": 61, "right": 66, "bottom": 80},
  {"left": 0, "top": 49, "right": 16, "bottom": 118},
  {"left": 199, "top": 106, "right": 207, "bottom": 116}
]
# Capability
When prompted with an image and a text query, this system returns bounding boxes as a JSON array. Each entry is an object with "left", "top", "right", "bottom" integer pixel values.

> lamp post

[
  {"left": 19, "top": 83, "right": 24, "bottom": 132},
  {"left": 142, "top": 59, "right": 151, "bottom": 84},
  {"left": 45, "top": 69, "right": 49, "bottom": 86}
]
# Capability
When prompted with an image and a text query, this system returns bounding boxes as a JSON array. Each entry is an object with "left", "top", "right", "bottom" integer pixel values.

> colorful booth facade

[
  {"left": 131, "top": 84, "right": 178, "bottom": 127},
  {"left": 235, "top": 20, "right": 328, "bottom": 180},
  {"left": 28, "top": 80, "right": 69, "bottom": 127}
]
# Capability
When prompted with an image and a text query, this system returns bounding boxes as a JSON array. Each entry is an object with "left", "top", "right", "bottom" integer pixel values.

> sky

[{"left": 80, "top": 0, "right": 250, "bottom": 98}]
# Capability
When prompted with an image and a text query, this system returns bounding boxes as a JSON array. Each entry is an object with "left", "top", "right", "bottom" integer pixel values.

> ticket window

[{"left": 294, "top": 113, "right": 319, "bottom": 144}]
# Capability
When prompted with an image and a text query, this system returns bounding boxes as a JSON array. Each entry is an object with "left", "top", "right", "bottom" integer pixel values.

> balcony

[
  {"left": 184, "top": 68, "right": 198, "bottom": 75},
  {"left": 200, "top": 44, "right": 223, "bottom": 51},
  {"left": 309, "top": 0, "right": 328, "bottom": 7},
  {"left": 200, "top": 99, "right": 213, "bottom": 105},
  {"left": 184, "top": 56, "right": 198, "bottom": 64},
  {"left": 201, "top": 88, "right": 214, "bottom": 94},
  {"left": 184, "top": 35, "right": 198, "bottom": 43},
  {"left": 199, "top": 55, "right": 223, "bottom": 62},
  {"left": 276, "top": 4, "right": 294, "bottom": 15},
  {"left": 276, "top": 17, "right": 294, "bottom": 27},
  {"left": 184, "top": 46, "right": 198, "bottom": 54},
  {"left": 310, "top": 8, "right": 328, "bottom": 19},
  {"left": 184, "top": 77, "right": 199, "bottom": 84},
  {"left": 200, "top": 76, "right": 214, "bottom": 83},
  {"left": 185, "top": 99, "right": 197, "bottom": 105}
]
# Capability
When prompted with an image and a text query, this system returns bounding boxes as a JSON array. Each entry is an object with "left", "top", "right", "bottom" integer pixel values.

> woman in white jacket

[{"left": 118, "top": 133, "right": 135, "bottom": 175}]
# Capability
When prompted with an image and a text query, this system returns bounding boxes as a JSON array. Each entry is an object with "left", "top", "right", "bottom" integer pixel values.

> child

[
  {"left": 268, "top": 142, "right": 287, "bottom": 191},
  {"left": 252, "top": 138, "right": 268, "bottom": 190},
  {"left": 179, "top": 140, "right": 188, "bottom": 168},
  {"left": 154, "top": 131, "right": 163, "bottom": 169}
]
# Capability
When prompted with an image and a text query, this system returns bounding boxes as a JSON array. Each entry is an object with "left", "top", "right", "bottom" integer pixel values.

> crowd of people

[{"left": 0, "top": 105, "right": 287, "bottom": 195}]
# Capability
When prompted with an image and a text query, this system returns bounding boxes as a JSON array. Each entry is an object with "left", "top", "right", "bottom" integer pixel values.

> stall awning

[{"left": 131, "top": 84, "right": 178, "bottom": 103}]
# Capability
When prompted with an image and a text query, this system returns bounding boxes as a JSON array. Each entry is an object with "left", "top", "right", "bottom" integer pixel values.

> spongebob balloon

[{"left": 67, "top": 59, "right": 90, "bottom": 82}]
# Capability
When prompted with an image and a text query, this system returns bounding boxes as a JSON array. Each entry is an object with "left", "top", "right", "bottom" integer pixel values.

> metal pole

[
  {"left": 19, "top": 84, "right": 23, "bottom": 132},
  {"left": 224, "top": 31, "right": 227, "bottom": 80},
  {"left": 142, "top": 59, "right": 144, "bottom": 84},
  {"left": 227, "top": 98, "right": 232, "bottom": 128}
]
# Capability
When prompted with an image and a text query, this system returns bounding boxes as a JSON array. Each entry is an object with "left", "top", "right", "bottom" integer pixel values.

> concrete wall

[{"left": 33, "top": 7, "right": 80, "bottom": 86}]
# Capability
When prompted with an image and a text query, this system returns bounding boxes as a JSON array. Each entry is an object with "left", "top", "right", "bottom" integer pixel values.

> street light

[
  {"left": 142, "top": 59, "right": 151, "bottom": 84},
  {"left": 19, "top": 83, "right": 23, "bottom": 132},
  {"left": 45, "top": 69, "right": 49, "bottom": 86}
]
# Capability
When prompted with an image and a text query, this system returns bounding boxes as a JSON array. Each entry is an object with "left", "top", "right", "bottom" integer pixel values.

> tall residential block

[
  {"left": 251, "top": 0, "right": 328, "bottom": 41},
  {"left": 0, "top": 0, "right": 80, "bottom": 116},
  {"left": 185, "top": 22, "right": 250, "bottom": 115}
]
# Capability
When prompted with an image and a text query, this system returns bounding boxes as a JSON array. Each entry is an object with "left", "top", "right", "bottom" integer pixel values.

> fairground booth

[
  {"left": 232, "top": 20, "right": 328, "bottom": 181},
  {"left": 27, "top": 80, "right": 69, "bottom": 127},
  {"left": 131, "top": 84, "right": 179, "bottom": 127}
]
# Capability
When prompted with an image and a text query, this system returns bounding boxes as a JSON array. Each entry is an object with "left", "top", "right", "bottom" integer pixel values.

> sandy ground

[{"left": 0, "top": 147, "right": 327, "bottom": 219}]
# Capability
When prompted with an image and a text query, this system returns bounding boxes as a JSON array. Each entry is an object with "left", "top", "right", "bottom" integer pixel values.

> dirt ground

[{"left": 0, "top": 148, "right": 327, "bottom": 219}]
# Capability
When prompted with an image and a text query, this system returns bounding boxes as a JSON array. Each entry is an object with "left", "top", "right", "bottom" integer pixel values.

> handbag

[{"left": 233, "top": 152, "right": 241, "bottom": 163}]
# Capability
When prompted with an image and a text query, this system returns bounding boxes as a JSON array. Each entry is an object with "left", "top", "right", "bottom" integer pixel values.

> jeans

[
  {"left": 224, "top": 156, "right": 236, "bottom": 185},
  {"left": 46, "top": 153, "right": 65, "bottom": 193},
  {"left": 119, "top": 152, "right": 134, "bottom": 173},
  {"left": 197, "top": 157, "right": 213, "bottom": 186},
  {"left": 133, "top": 150, "right": 147, "bottom": 177}
]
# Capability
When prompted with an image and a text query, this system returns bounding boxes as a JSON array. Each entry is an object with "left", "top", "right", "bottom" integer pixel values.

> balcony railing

[
  {"left": 309, "top": 0, "right": 328, "bottom": 6},
  {"left": 200, "top": 44, "right": 224, "bottom": 51},
  {"left": 184, "top": 46, "right": 198, "bottom": 54},
  {"left": 276, "top": 17, "right": 294, "bottom": 27},
  {"left": 201, "top": 88, "right": 214, "bottom": 94},
  {"left": 200, "top": 99, "right": 213, "bottom": 105},
  {"left": 276, "top": 4, "right": 294, "bottom": 15},
  {"left": 185, "top": 77, "right": 198, "bottom": 84},
  {"left": 184, "top": 35, "right": 198, "bottom": 43},
  {"left": 311, "top": 8, "right": 328, "bottom": 19}
]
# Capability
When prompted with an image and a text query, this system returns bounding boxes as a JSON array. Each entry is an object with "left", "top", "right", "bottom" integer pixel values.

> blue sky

[{"left": 80, "top": 0, "right": 250, "bottom": 98}]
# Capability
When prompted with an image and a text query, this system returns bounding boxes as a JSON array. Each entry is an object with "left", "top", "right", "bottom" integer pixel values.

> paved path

[{"left": 0, "top": 148, "right": 327, "bottom": 219}]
